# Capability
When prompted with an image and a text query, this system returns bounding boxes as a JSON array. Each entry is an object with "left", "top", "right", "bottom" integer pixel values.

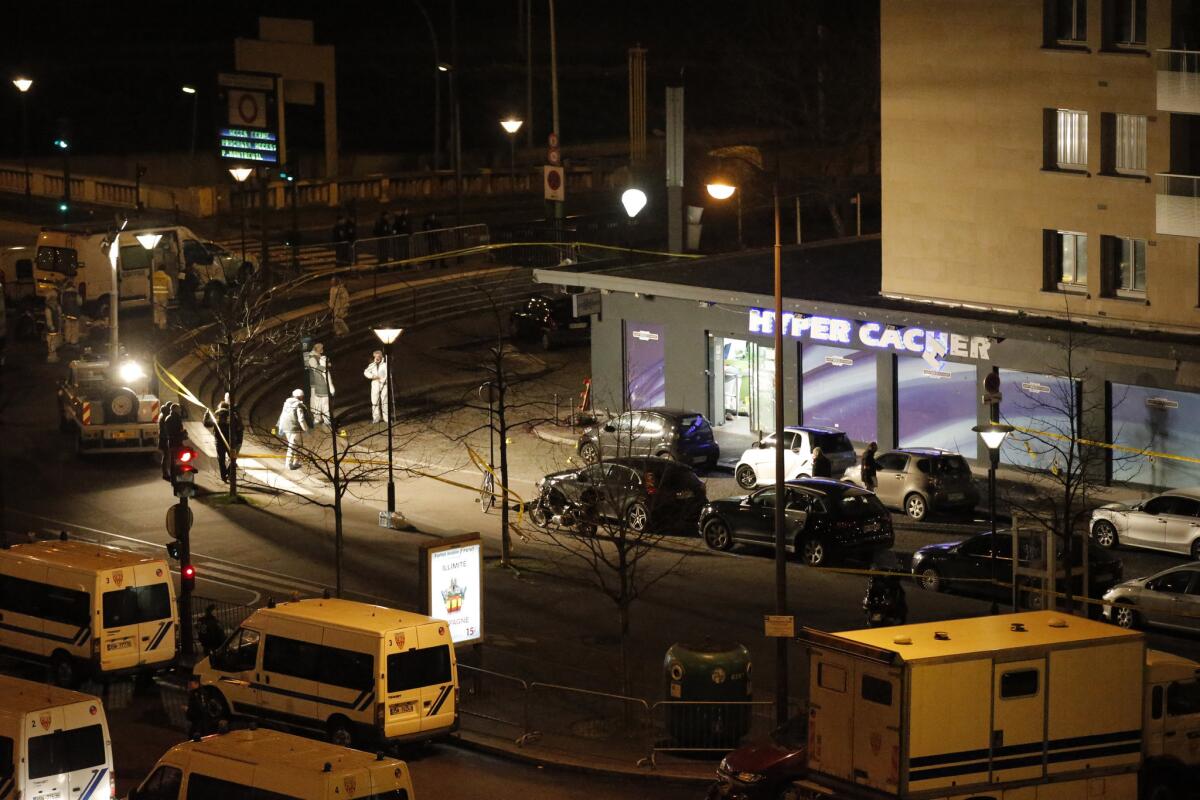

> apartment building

[{"left": 882, "top": 0, "right": 1200, "bottom": 333}]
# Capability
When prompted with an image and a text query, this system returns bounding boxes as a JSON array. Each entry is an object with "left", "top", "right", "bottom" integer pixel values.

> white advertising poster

[{"left": 427, "top": 539, "right": 483, "bottom": 645}]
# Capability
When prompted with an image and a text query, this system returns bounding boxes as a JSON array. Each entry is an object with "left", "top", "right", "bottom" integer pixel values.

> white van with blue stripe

[{"left": 0, "top": 674, "right": 114, "bottom": 800}]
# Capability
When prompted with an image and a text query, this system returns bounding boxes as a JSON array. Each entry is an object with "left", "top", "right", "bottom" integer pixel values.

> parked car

[
  {"left": 734, "top": 426, "right": 856, "bottom": 489},
  {"left": 1091, "top": 488, "right": 1200, "bottom": 558},
  {"left": 535, "top": 456, "right": 707, "bottom": 533},
  {"left": 698, "top": 478, "right": 894, "bottom": 566},
  {"left": 911, "top": 530, "right": 1123, "bottom": 607},
  {"left": 508, "top": 293, "right": 590, "bottom": 350},
  {"left": 578, "top": 408, "right": 720, "bottom": 468},
  {"left": 842, "top": 447, "right": 979, "bottom": 521},
  {"left": 708, "top": 715, "right": 807, "bottom": 800},
  {"left": 1103, "top": 564, "right": 1200, "bottom": 631}
]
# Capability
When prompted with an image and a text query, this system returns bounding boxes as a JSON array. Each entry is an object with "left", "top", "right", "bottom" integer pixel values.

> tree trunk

[
  {"left": 227, "top": 356, "right": 238, "bottom": 499},
  {"left": 332, "top": 415, "right": 343, "bottom": 598},
  {"left": 619, "top": 603, "right": 630, "bottom": 700},
  {"left": 498, "top": 369, "right": 511, "bottom": 567}
]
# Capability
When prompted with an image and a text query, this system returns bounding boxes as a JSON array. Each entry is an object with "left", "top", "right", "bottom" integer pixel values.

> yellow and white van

[
  {"left": 195, "top": 598, "right": 457, "bottom": 748},
  {"left": 131, "top": 728, "right": 414, "bottom": 800},
  {"left": 0, "top": 674, "right": 115, "bottom": 800},
  {"left": 0, "top": 539, "right": 178, "bottom": 686}
]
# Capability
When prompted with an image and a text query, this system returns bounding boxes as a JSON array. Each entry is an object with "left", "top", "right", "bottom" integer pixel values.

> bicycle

[{"left": 479, "top": 470, "right": 495, "bottom": 513}]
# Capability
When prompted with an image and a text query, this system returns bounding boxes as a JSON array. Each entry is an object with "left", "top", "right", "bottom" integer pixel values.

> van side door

[
  {"left": 0, "top": 734, "right": 14, "bottom": 800},
  {"left": 318, "top": 631, "right": 377, "bottom": 732},
  {"left": 415, "top": 625, "right": 456, "bottom": 734},
  {"left": 259, "top": 628, "right": 322, "bottom": 728},
  {"left": 807, "top": 648, "right": 855, "bottom": 781},
  {"left": 1163, "top": 678, "right": 1200, "bottom": 766},
  {"left": 382, "top": 627, "right": 422, "bottom": 739},
  {"left": 990, "top": 659, "right": 1046, "bottom": 783},
  {"left": 208, "top": 627, "right": 261, "bottom": 715},
  {"left": 135, "top": 765, "right": 183, "bottom": 800}
]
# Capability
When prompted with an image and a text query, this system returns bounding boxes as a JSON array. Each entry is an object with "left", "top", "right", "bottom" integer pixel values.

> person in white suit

[{"left": 364, "top": 350, "right": 389, "bottom": 424}]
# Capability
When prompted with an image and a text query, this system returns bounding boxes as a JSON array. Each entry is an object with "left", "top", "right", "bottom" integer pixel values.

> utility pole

[
  {"left": 259, "top": 168, "right": 271, "bottom": 286},
  {"left": 548, "top": 0, "right": 563, "bottom": 232},
  {"left": 452, "top": 0, "right": 463, "bottom": 224},
  {"left": 175, "top": 499, "right": 195, "bottom": 658},
  {"left": 525, "top": 0, "right": 534, "bottom": 150}
]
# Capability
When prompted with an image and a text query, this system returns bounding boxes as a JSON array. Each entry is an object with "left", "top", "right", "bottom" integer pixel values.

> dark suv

[
  {"left": 578, "top": 408, "right": 720, "bottom": 469},
  {"left": 508, "top": 294, "right": 590, "bottom": 350},
  {"left": 536, "top": 457, "right": 708, "bottom": 533}
]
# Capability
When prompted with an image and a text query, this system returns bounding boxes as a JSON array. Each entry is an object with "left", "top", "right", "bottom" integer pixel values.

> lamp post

[
  {"left": 500, "top": 118, "right": 523, "bottom": 194},
  {"left": 708, "top": 168, "right": 786, "bottom": 725},
  {"left": 12, "top": 78, "right": 31, "bottom": 213},
  {"left": 374, "top": 325, "right": 404, "bottom": 513},
  {"left": 229, "top": 167, "right": 252, "bottom": 265},
  {"left": 973, "top": 422, "right": 1015, "bottom": 612},
  {"left": 181, "top": 85, "right": 198, "bottom": 160},
  {"left": 620, "top": 188, "right": 647, "bottom": 264},
  {"left": 438, "top": 62, "right": 462, "bottom": 223}
]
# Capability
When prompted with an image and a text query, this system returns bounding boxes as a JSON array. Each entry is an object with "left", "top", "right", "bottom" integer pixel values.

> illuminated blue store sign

[{"left": 747, "top": 308, "right": 992, "bottom": 369}]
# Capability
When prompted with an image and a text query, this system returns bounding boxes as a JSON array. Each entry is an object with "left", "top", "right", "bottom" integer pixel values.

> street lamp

[
  {"left": 973, "top": 421, "right": 1015, "bottom": 611},
  {"left": 500, "top": 117, "right": 523, "bottom": 193},
  {"left": 229, "top": 167, "right": 252, "bottom": 265},
  {"left": 708, "top": 159, "right": 786, "bottom": 725},
  {"left": 12, "top": 77, "right": 32, "bottom": 213},
  {"left": 374, "top": 325, "right": 404, "bottom": 514},
  {"left": 707, "top": 177, "right": 743, "bottom": 248},
  {"left": 181, "top": 85, "right": 198, "bottom": 161},
  {"left": 621, "top": 188, "right": 647, "bottom": 264}
]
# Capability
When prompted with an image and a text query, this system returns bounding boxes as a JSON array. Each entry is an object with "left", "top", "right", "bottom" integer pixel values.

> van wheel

[
  {"left": 49, "top": 652, "right": 77, "bottom": 688},
  {"left": 327, "top": 715, "right": 354, "bottom": 747},
  {"left": 201, "top": 687, "right": 230, "bottom": 722}
]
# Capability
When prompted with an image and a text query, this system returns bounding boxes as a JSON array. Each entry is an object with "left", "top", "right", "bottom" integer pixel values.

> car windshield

[
  {"left": 933, "top": 456, "right": 971, "bottom": 476},
  {"left": 812, "top": 432, "right": 853, "bottom": 453},
  {"left": 770, "top": 715, "right": 808, "bottom": 749},
  {"left": 837, "top": 493, "right": 886, "bottom": 518}
]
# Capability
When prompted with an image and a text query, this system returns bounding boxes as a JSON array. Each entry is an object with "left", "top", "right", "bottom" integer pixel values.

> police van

[
  {"left": 131, "top": 728, "right": 414, "bottom": 800},
  {"left": 0, "top": 537, "right": 178, "bottom": 686},
  {"left": 0, "top": 674, "right": 115, "bottom": 800},
  {"left": 195, "top": 598, "right": 457, "bottom": 748}
]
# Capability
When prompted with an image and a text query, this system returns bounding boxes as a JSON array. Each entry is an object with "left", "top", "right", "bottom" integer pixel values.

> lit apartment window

[
  {"left": 1104, "top": 0, "right": 1147, "bottom": 49},
  {"left": 1046, "top": 230, "right": 1088, "bottom": 290},
  {"left": 1053, "top": 109, "right": 1088, "bottom": 170},
  {"left": 1103, "top": 235, "right": 1147, "bottom": 296},
  {"left": 1047, "top": 0, "right": 1087, "bottom": 44},
  {"left": 1115, "top": 114, "right": 1147, "bottom": 174}
]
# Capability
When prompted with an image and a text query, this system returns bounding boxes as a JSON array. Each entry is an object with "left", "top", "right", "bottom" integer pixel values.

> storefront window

[
  {"left": 1111, "top": 383, "right": 1200, "bottom": 487},
  {"left": 801, "top": 344, "right": 877, "bottom": 444},
  {"left": 897, "top": 358, "right": 977, "bottom": 458},
  {"left": 710, "top": 336, "right": 774, "bottom": 437},
  {"left": 624, "top": 322, "right": 665, "bottom": 409},
  {"left": 998, "top": 370, "right": 1078, "bottom": 471}
]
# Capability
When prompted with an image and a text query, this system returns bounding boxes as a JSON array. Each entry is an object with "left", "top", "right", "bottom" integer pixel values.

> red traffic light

[
  {"left": 173, "top": 446, "right": 198, "bottom": 475},
  {"left": 182, "top": 564, "right": 195, "bottom": 579}
]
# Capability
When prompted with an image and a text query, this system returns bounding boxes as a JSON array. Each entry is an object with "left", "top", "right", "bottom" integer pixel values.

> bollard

[{"left": 553, "top": 393, "right": 559, "bottom": 426}]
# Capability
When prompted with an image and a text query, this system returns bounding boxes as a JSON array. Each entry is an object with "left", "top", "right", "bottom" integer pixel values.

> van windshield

[
  {"left": 102, "top": 584, "right": 172, "bottom": 628},
  {"left": 387, "top": 645, "right": 452, "bottom": 693},
  {"left": 27, "top": 724, "right": 105, "bottom": 779}
]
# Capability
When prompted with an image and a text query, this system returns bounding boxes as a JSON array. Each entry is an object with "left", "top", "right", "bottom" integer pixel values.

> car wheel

[
  {"left": 735, "top": 464, "right": 757, "bottom": 489},
  {"left": 327, "top": 715, "right": 354, "bottom": 747},
  {"left": 49, "top": 652, "right": 77, "bottom": 688},
  {"left": 919, "top": 567, "right": 942, "bottom": 592},
  {"left": 801, "top": 539, "right": 826, "bottom": 567},
  {"left": 201, "top": 687, "right": 230, "bottom": 721},
  {"left": 702, "top": 517, "right": 733, "bottom": 551},
  {"left": 625, "top": 501, "right": 650, "bottom": 532},
  {"left": 1113, "top": 603, "right": 1139, "bottom": 630},
  {"left": 106, "top": 387, "right": 139, "bottom": 422},
  {"left": 579, "top": 442, "right": 599, "bottom": 465},
  {"left": 904, "top": 493, "right": 928, "bottom": 522},
  {"left": 1093, "top": 520, "right": 1119, "bottom": 549}
]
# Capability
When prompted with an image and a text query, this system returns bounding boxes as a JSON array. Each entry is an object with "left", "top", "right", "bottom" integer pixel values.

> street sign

[
  {"left": 544, "top": 166, "right": 565, "bottom": 202},
  {"left": 166, "top": 503, "right": 193, "bottom": 538},
  {"left": 763, "top": 615, "right": 795, "bottom": 638},
  {"left": 572, "top": 290, "right": 601, "bottom": 318},
  {"left": 547, "top": 148, "right": 561, "bottom": 166},
  {"left": 548, "top": 132, "right": 559, "bottom": 148}
]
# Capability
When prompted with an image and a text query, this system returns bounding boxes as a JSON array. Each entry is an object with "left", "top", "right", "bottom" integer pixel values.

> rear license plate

[
  {"left": 692, "top": 455, "right": 708, "bottom": 464},
  {"left": 569, "top": 322, "right": 587, "bottom": 329},
  {"left": 948, "top": 492, "right": 964, "bottom": 501},
  {"left": 106, "top": 639, "right": 132, "bottom": 651},
  {"left": 110, "top": 430, "right": 137, "bottom": 440},
  {"left": 390, "top": 701, "right": 416, "bottom": 715}
]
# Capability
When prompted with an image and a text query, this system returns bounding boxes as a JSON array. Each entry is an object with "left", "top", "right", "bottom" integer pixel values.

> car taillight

[{"left": 645, "top": 474, "right": 657, "bottom": 495}]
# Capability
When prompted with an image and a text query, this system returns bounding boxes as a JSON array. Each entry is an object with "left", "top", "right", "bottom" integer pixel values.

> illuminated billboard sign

[
  {"left": 747, "top": 308, "right": 992, "bottom": 369},
  {"left": 419, "top": 534, "right": 483, "bottom": 645},
  {"left": 219, "top": 128, "right": 279, "bottom": 163},
  {"left": 217, "top": 71, "right": 281, "bottom": 164}
]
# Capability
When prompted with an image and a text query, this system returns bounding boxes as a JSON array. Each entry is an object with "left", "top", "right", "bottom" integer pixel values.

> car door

[
  {"left": 636, "top": 413, "right": 664, "bottom": 457},
  {"left": 945, "top": 534, "right": 993, "bottom": 591},
  {"left": 601, "top": 465, "right": 640, "bottom": 520},
  {"left": 1180, "top": 572, "right": 1200, "bottom": 631},
  {"left": 602, "top": 413, "right": 634, "bottom": 459},
  {"left": 873, "top": 453, "right": 909, "bottom": 506},
  {"left": 569, "top": 464, "right": 610, "bottom": 515},
  {"left": 783, "top": 432, "right": 806, "bottom": 478},
  {"left": 732, "top": 488, "right": 777, "bottom": 544},
  {"left": 1128, "top": 496, "right": 1177, "bottom": 551},
  {"left": 1163, "top": 498, "right": 1200, "bottom": 555},
  {"left": 1140, "top": 570, "right": 1196, "bottom": 628},
  {"left": 782, "top": 488, "right": 814, "bottom": 542},
  {"left": 117, "top": 241, "right": 152, "bottom": 304}
]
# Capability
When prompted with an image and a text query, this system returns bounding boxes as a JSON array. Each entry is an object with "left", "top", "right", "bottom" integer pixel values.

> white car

[
  {"left": 1091, "top": 488, "right": 1200, "bottom": 558},
  {"left": 734, "top": 426, "right": 857, "bottom": 489}
]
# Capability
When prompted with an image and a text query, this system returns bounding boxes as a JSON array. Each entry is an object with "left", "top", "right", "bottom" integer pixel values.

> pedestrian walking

[
  {"left": 278, "top": 389, "right": 310, "bottom": 469},
  {"left": 861, "top": 441, "right": 880, "bottom": 491},
  {"left": 204, "top": 395, "right": 243, "bottom": 483},
  {"left": 158, "top": 401, "right": 176, "bottom": 481},
  {"left": 43, "top": 288, "right": 62, "bottom": 363},
  {"left": 305, "top": 343, "right": 334, "bottom": 426},
  {"left": 364, "top": 350, "right": 389, "bottom": 424},
  {"left": 60, "top": 279, "right": 81, "bottom": 347},
  {"left": 196, "top": 604, "right": 226, "bottom": 655},
  {"left": 329, "top": 276, "right": 350, "bottom": 337},
  {"left": 152, "top": 266, "right": 172, "bottom": 331},
  {"left": 811, "top": 446, "right": 832, "bottom": 478}
]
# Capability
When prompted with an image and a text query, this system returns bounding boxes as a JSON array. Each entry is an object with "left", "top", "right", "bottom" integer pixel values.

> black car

[
  {"left": 911, "top": 530, "right": 1123, "bottom": 607},
  {"left": 698, "top": 478, "right": 894, "bottom": 567},
  {"left": 578, "top": 408, "right": 720, "bottom": 469},
  {"left": 508, "top": 294, "right": 590, "bottom": 350},
  {"left": 536, "top": 456, "right": 708, "bottom": 533}
]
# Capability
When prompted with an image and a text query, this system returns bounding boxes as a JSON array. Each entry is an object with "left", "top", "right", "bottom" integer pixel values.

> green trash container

[{"left": 664, "top": 640, "right": 751, "bottom": 748}]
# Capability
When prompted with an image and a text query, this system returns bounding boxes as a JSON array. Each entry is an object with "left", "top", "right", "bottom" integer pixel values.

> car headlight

[{"left": 735, "top": 771, "right": 765, "bottom": 784}]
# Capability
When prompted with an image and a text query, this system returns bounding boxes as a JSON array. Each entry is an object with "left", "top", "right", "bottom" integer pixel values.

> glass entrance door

[
  {"left": 749, "top": 342, "right": 775, "bottom": 435},
  {"left": 709, "top": 335, "right": 774, "bottom": 437}
]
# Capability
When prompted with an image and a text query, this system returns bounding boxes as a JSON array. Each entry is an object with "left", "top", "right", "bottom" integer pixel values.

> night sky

[{"left": 1, "top": 2, "right": 877, "bottom": 162}]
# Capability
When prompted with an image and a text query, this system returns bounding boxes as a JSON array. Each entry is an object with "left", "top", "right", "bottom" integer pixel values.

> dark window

[
  {"left": 817, "top": 663, "right": 847, "bottom": 692},
  {"left": 875, "top": 453, "right": 909, "bottom": 472},
  {"left": 1104, "top": 0, "right": 1147, "bottom": 48},
  {"left": 139, "top": 765, "right": 183, "bottom": 800},
  {"left": 27, "top": 724, "right": 106, "bottom": 780},
  {"left": 34, "top": 246, "right": 78, "bottom": 275},
  {"left": 1167, "top": 679, "right": 1200, "bottom": 716},
  {"left": 1153, "top": 685, "right": 1164, "bottom": 719},
  {"left": 916, "top": 459, "right": 931, "bottom": 474},
  {"left": 1045, "top": 0, "right": 1087, "bottom": 44},
  {"left": 1150, "top": 570, "right": 1196, "bottom": 594},
  {"left": 836, "top": 493, "right": 887, "bottom": 519},
  {"left": 1000, "top": 669, "right": 1040, "bottom": 698},
  {"left": 934, "top": 456, "right": 971, "bottom": 476},
  {"left": 0, "top": 576, "right": 89, "bottom": 627},
  {"left": 102, "top": 585, "right": 172, "bottom": 628},
  {"left": 387, "top": 645, "right": 452, "bottom": 693},
  {"left": 1174, "top": 498, "right": 1200, "bottom": 517},
  {"left": 785, "top": 489, "right": 816, "bottom": 512},
  {"left": 675, "top": 415, "right": 712, "bottom": 439},
  {"left": 0, "top": 735, "right": 12, "bottom": 780},
  {"left": 861, "top": 675, "right": 893, "bottom": 706},
  {"left": 960, "top": 536, "right": 992, "bottom": 557},
  {"left": 185, "top": 774, "right": 253, "bottom": 800},
  {"left": 752, "top": 489, "right": 777, "bottom": 509},
  {"left": 219, "top": 628, "right": 260, "bottom": 672},
  {"left": 811, "top": 432, "right": 853, "bottom": 453},
  {"left": 262, "top": 636, "right": 321, "bottom": 681},
  {"left": 318, "top": 645, "right": 375, "bottom": 691}
]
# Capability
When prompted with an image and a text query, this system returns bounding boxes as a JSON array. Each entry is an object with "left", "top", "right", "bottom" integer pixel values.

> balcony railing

[
  {"left": 1156, "top": 172, "right": 1200, "bottom": 237},
  {"left": 1157, "top": 49, "right": 1200, "bottom": 113}
]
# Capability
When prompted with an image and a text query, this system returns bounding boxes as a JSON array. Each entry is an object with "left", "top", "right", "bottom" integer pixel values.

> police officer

[
  {"left": 44, "top": 288, "right": 62, "bottom": 363},
  {"left": 60, "top": 280, "right": 81, "bottom": 347},
  {"left": 204, "top": 395, "right": 243, "bottom": 483}
]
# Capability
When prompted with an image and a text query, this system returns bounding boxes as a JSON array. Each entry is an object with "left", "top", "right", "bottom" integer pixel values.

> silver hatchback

[
  {"left": 1104, "top": 564, "right": 1200, "bottom": 632},
  {"left": 843, "top": 448, "right": 979, "bottom": 522}
]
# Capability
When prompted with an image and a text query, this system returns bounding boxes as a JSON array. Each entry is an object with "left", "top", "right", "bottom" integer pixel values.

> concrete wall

[{"left": 881, "top": 0, "right": 1198, "bottom": 331}]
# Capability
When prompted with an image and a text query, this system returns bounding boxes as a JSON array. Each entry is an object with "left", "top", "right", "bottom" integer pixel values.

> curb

[
  {"left": 529, "top": 423, "right": 580, "bottom": 447},
  {"left": 449, "top": 728, "right": 714, "bottom": 785}
]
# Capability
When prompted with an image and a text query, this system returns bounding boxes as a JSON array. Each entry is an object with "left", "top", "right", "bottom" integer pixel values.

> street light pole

[
  {"left": 374, "top": 326, "right": 404, "bottom": 514},
  {"left": 13, "top": 78, "right": 32, "bottom": 213},
  {"left": 974, "top": 422, "right": 1014, "bottom": 612},
  {"left": 501, "top": 118, "right": 524, "bottom": 195},
  {"left": 182, "top": 86, "right": 198, "bottom": 160},
  {"left": 229, "top": 167, "right": 252, "bottom": 266}
]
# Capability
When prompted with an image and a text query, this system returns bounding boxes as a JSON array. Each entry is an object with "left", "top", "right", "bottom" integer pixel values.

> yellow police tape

[{"left": 1011, "top": 424, "right": 1200, "bottom": 466}]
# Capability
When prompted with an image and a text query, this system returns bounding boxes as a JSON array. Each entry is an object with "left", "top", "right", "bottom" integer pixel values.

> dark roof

[{"left": 784, "top": 478, "right": 867, "bottom": 495}]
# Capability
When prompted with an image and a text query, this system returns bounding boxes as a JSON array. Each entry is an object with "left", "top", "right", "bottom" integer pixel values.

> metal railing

[
  {"left": 1157, "top": 172, "right": 1200, "bottom": 198},
  {"left": 1157, "top": 48, "right": 1200, "bottom": 73},
  {"left": 188, "top": 594, "right": 254, "bottom": 657}
]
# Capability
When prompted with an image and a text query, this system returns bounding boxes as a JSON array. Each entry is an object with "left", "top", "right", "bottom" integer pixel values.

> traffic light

[
  {"left": 171, "top": 445, "right": 198, "bottom": 497},
  {"left": 181, "top": 563, "right": 196, "bottom": 592},
  {"left": 53, "top": 137, "right": 70, "bottom": 150},
  {"left": 279, "top": 163, "right": 295, "bottom": 182},
  {"left": 166, "top": 541, "right": 181, "bottom": 560}
]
